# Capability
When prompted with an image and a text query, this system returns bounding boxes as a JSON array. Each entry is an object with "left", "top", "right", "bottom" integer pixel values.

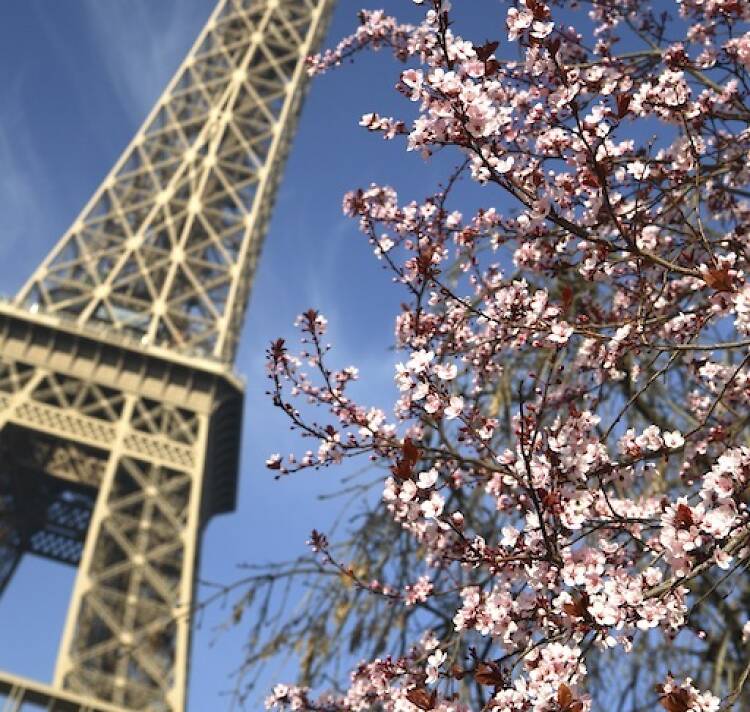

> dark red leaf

[
  {"left": 476, "top": 40, "right": 499, "bottom": 62},
  {"left": 269, "top": 338, "right": 286, "bottom": 360},
  {"left": 558, "top": 684, "right": 574, "bottom": 709},
  {"left": 703, "top": 268, "right": 735, "bottom": 292},
  {"left": 562, "top": 591, "right": 589, "bottom": 620},
  {"left": 616, "top": 94, "right": 631, "bottom": 119},
  {"left": 557, "top": 683, "right": 584, "bottom": 712},
  {"left": 402, "top": 437, "right": 421, "bottom": 465},
  {"left": 485, "top": 59, "right": 500, "bottom": 76},
  {"left": 526, "top": 0, "right": 550, "bottom": 20},
  {"left": 581, "top": 170, "right": 600, "bottom": 189},
  {"left": 673, "top": 503, "right": 694, "bottom": 529},
  {"left": 475, "top": 662, "right": 504, "bottom": 687},
  {"left": 406, "top": 687, "right": 436, "bottom": 710},
  {"left": 660, "top": 689, "right": 691, "bottom": 712},
  {"left": 391, "top": 458, "right": 414, "bottom": 482}
]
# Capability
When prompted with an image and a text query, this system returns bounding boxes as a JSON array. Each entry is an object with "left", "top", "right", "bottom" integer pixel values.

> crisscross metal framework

[
  {"left": 16, "top": 0, "right": 330, "bottom": 365},
  {"left": 0, "top": 0, "right": 333, "bottom": 710}
]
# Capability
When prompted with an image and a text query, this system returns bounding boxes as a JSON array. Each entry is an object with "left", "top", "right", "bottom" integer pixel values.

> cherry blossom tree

[{"left": 236, "top": 0, "right": 750, "bottom": 709}]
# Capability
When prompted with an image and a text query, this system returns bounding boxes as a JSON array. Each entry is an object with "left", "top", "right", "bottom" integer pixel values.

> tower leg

[
  {"left": 54, "top": 397, "right": 208, "bottom": 712},
  {"left": 0, "top": 0, "right": 335, "bottom": 707}
]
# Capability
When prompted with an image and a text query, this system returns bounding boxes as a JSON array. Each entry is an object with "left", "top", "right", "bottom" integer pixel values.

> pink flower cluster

[{"left": 266, "top": 0, "right": 750, "bottom": 708}]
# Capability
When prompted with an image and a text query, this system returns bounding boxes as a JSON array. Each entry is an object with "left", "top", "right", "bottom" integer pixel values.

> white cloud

[
  {"left": 80, "top": 0, "right": 212, "bottom": 123},
  {"left": 0, "top": 84, "right": 55, "bottom": 295}
]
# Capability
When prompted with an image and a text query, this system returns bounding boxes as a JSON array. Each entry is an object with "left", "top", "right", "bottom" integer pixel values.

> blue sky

[{"left": 0, "top": 0, "right": 498, "bottom": 708}]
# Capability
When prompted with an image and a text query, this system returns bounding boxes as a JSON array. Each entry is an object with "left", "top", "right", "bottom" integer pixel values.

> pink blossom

[
  {"left": 548, "top": 321, "right": 573, "bottom": 344},
  {"left": 266, "top": 0, "right": 750, "bottom": 707},
  {"left": 726, "top": 33, "right": 750, "bottom": 68},
  {"left": 444, "top": 395, "right": 464, "bottom": 419},
  {"left": 434, "top": 362, "right": 458, "bottom": 380},
  {"left": 421, "top": 492, "right": 445, "bottom": 519}
]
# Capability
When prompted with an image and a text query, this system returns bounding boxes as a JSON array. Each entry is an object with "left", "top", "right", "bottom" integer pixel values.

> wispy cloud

[
  {"left": 0, "top": 79, "right": 56, "bottom": 295},
  {"left": 79, "top": 0, "right": 211, "bottom": 124}
]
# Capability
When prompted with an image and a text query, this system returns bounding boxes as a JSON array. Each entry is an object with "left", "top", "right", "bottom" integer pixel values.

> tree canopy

[{"left": 232, "top": 1, "right": 750, "bottom": 709}]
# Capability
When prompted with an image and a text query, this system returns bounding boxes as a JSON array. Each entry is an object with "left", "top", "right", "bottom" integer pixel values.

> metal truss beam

[
  {"left": 0, "top": 440, "right": 96, "bottom": 568},
  {"left": 0, "top": 670, "right": 123, "bottom": 712},
  {"left": 16, "top": 0, "right": 333, "bottom": 364},
  {"left": 0, "top": 309, "right": 244, "bottom": 711},
  {"left": 0, "top": 0, "right": 335, "bottom": 709}
]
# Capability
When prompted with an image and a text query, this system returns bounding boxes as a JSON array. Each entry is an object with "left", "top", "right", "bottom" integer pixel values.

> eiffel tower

[{"left": 0, "top": 0, "right": 333, "bottom": 709}]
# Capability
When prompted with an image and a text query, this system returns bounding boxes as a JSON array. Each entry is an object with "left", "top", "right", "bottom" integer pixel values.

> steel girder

[
  {"left": 16, "top": 0, "right": 333, "bottom": 365},
  {"left": 0, "top": 0, "right": 334, "bottom": 709}
]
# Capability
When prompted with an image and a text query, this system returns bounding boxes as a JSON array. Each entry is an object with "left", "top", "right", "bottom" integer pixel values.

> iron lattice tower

[{"left": 0, "top": 0, "right": 332, "bottom": 709}]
